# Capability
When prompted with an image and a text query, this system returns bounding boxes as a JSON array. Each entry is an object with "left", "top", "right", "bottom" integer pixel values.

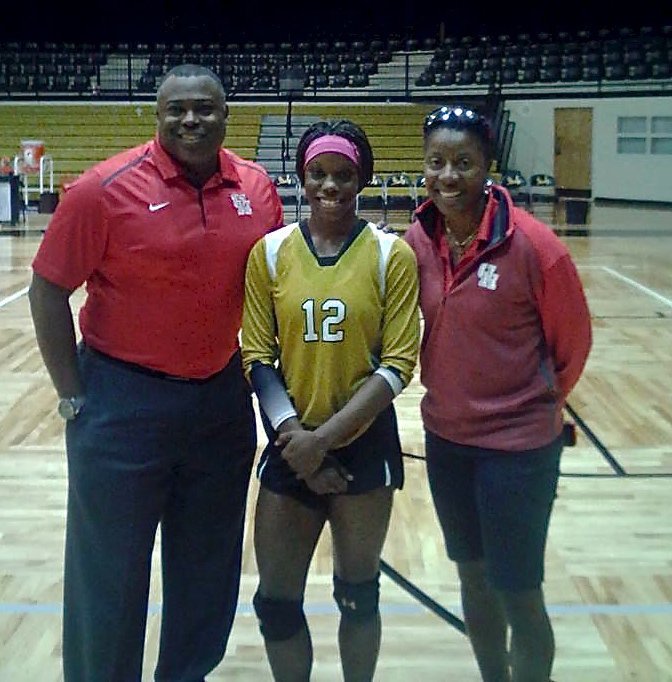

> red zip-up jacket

[{"left": 405, "top": 185, "right": 592, "bottom": 451}]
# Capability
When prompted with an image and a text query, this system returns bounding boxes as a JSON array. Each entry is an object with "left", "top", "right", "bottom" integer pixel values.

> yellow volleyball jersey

[{"left": 242, "top": 219, "right": 419, "bottom": 430}]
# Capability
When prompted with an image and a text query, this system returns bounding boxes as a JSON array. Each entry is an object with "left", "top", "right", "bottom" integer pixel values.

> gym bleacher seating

[{"left": 1, "top": 22, "right": 669, "bottom": 99}]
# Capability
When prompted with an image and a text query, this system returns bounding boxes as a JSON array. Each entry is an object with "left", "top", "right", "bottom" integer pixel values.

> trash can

[
  {"left": 556, "top": 188, "right": 592, "bottom": 226},
  {"left": 565, "top": 199, "right": 589, "bottom": 225},
  {"left": 39, "top": 192, "right": 59, "bottom": 214}
]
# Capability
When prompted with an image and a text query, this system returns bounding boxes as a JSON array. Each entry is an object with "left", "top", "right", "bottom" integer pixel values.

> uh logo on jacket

[{"left": 476, "top": 262, "right": 499, "bottom": 291}]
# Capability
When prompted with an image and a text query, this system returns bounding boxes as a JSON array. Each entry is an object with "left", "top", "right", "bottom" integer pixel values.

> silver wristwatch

[{"left": 57, "top": 396, "right": 86, "bottom": 421}]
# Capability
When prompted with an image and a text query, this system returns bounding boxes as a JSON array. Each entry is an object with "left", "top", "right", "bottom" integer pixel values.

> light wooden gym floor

[{"left": 0, "top": 202, "right": 670, "bottom": 681}]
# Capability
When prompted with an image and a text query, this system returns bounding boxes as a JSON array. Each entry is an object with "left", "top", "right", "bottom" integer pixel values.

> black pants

[{"left": 63, "top": 347, "right": 256, "bottom": 681}]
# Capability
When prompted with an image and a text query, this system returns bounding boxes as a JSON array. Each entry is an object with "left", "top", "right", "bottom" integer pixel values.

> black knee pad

[
  {"left": 333, "top": 572, "right": 380, "bottom": 622},
  {"left": 252, "top": 590, "right": 306, "bottom": 641}
]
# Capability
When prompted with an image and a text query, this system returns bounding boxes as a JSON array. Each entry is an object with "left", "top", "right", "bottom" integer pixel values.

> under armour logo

[
  {"left": 477, "top": 263, "right": 499, "bottom": 291},
  {"left": 340, "top": 597, "right": 357, "bottom": 611},
  {"left": 231, "top": 193, "right": 252, "bottom": 216}
]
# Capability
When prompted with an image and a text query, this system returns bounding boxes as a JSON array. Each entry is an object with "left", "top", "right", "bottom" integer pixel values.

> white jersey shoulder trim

[
  {"left": 367, "top": 222, "right": 398, "bottom": 298},
  {"left": 264, "top": 222, "right": 300, "bottom": 280}
]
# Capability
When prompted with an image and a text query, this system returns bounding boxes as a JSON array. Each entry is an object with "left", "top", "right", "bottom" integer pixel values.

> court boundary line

[
  {"left": 380, "top": 559, "right": 467, "bottom": 634},
  {"left": 0, "top": 286, "right": 28, "bottom": 308},
  {"left": 565, "top": 403, "right": 627, "bottom": 476},
  {"left": 601, "top": 266, "right": 672, "bottom": 309},
  {"left": 1, "top": 599, "right": 671, "bottom": 618},
  {"left": 402, "top": 402, "right": 629, "bottom": 478}
]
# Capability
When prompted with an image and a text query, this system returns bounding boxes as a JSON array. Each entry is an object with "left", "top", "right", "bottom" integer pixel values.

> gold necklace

[{"left": 444, "top": 223, "right": 478, "bottom": 251}]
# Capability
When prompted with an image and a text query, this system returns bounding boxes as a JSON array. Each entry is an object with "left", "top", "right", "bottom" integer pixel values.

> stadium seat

[
  {"left": 501, "top": 170, "right": 530, "bottom": 210},
  {"left": 273, "top": 173, "right": 302, "bottom": 222},
  {"left": 528, "top": 173, "right": 557, "bottom": 221},
  {"left": 356, "top": 174, "right": 386, "bottom": 221},
  {"left": 414, "top": 175, "right": 427, "bottom": 207},
  {"left": 384, "top": 173, "right": 416, "bottom": 221}
]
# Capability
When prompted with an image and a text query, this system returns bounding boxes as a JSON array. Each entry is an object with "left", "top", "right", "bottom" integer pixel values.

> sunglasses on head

[{"left": 423, "top": 106, "right": 491, "bottom": 136}]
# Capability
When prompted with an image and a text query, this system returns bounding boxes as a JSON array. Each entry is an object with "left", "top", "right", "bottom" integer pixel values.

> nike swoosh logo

[{"left": 148, "top": 202, "right": 170, "bottom": 212}]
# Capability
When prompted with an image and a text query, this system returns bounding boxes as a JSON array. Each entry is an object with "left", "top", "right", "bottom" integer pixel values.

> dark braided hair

[{"left": 295, "top": 120, "right": 374, "bottom": 192}]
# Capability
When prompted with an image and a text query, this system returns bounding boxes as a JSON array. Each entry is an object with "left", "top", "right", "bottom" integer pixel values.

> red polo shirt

[{"left": 32, "top": 139, "right": 283, "bottom": 378}]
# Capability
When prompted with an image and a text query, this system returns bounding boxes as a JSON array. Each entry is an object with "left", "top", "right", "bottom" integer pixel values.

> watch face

[
  {"left": 58, "top": 398, "right": 82, "bottom": 420},
  {"left": 58, "top": 399, "right": 76, "bottom": 420}
]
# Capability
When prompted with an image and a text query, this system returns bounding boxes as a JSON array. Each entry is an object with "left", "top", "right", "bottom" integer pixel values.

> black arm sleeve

[{"left": 249, "top": 361, "right": 298, "bottom": 429}]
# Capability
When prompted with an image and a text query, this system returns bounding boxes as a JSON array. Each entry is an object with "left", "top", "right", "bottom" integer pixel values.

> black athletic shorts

[
  {"left": 257, "top": 404, "right": 404, "bottom": 510},
  {"left": 425, "top": 430, "right": 563, "bottom": 591}
]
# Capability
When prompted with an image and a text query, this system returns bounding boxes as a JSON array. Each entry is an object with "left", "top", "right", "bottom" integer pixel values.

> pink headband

[{"left": 304, "top": 135, "right": 360, "bottom": 169}]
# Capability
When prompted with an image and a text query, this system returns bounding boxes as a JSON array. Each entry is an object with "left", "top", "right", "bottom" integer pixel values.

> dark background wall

[{"left": 2, "top": 1, "right": 669, "bottom": 45}]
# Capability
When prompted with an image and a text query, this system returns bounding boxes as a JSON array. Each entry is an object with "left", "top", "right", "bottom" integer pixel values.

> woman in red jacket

[{"left": 405, "top": 105, "right": 592, "bottom": 682}]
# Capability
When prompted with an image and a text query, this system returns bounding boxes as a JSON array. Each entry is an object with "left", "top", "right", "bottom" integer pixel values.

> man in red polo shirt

[{"left": 28, "top": 64, "right": 283, "bottom": 682}]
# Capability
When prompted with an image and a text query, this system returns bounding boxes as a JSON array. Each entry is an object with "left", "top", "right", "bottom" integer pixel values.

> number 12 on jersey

[{"left": 301, "top": 298, "right": 346, "bottom": 343}]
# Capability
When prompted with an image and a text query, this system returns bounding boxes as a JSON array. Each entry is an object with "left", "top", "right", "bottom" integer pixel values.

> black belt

[{"left": 84, "top": 345, "right": 225, "bottom": 384}]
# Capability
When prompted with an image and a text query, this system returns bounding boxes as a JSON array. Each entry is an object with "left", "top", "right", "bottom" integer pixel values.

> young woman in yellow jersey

[{"left": 242, "top": 120, "right": 420, "bottom": 681}]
